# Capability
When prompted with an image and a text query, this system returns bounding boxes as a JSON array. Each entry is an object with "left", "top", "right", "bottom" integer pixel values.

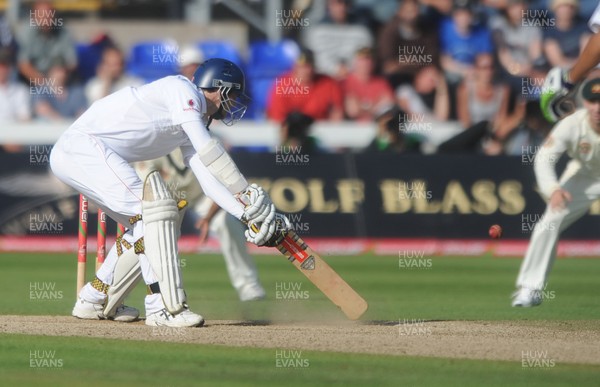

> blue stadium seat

[
  {"left": 247, "top": 39, "right": 300, "bottom": 78},
  {"left": 245, "top": 40, "right": 300, "bottom": 119},
  {"left": 76, "top": 43, "right": 103, "bottom": 82},
  {"left": 197, "top": 40, "right": 244, "bottom": 68},
  {"left": 246, "top": 77, "right": 277, "bottom": 120},
  {"left": 127, "top": 40, "right": 179, "bottom": 82}
]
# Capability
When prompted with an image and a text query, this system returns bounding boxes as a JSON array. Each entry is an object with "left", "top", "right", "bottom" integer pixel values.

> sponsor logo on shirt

[
  {"left": 578, "top": 141, "right": 591, "bottom": 154},
  {"left": 183, "top": 99, "right": 200, "bottom": 113}
]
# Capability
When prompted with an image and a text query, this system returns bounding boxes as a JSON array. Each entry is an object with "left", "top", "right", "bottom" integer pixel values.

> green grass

[
  {"left": 1, "top": 252, "right": 600, "bottom": 386},
  {"left": 0, "top": 334, "right": 598, "bottom": 387},
  {"left": 1, "top": 252, "right": 599, "bottom": 321}
]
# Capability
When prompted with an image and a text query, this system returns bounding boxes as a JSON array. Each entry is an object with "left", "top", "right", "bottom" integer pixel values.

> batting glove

[
  {"left": 237, "top": 183, "right": 275, "bottom": 225},
  {"left": 245, "top": 213, "right": 291, "bottom": 247},
  {"left": 540, "top": 67, "right": 575, "bottom": 123}
]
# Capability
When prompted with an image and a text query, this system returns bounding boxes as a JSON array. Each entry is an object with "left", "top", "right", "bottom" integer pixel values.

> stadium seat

[
  {"left": 76, "top": 43, "right": 103, "bottom": 82},
  {"left": 247, "top": 39, "right": 300, "bottom": 78},
  {"left": 245, "top": 40, "right": 300, "bottom": 119},
  {"left": 127, "top": 40, "right": 179, "bottom": 82},
  {"left": 245, "top": 77, "right": 276, "bottom": 120},
  {"left": 197, "top": 40, "right": 244, "bottom": 68}
]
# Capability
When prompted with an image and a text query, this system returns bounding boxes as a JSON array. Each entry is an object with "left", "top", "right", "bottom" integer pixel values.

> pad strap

[{"left": 91, "top": 276, "right": 110, "bottom": 294}]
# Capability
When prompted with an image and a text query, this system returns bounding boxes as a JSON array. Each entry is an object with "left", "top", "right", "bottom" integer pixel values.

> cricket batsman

[
  {"left": 50, "top": 58, "right": 288, "bottom": 327},
  {"left": 135, "top": 150, "right": 266, "bottom": 302},
  {"left": 541, "top": 2, "right": 600, "bottom": 122},
  {"left": 513, "top": 77, "right": 600, "bottom": 307}
]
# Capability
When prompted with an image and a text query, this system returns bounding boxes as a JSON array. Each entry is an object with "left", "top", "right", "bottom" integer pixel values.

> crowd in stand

[{"left": 0, "top": 0, "right": 594, "bottom": 155}]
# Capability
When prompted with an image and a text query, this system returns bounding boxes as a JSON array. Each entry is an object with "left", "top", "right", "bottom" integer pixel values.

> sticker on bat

[{"left": 300, "top": 256, "right": 315, "bottom": 270}]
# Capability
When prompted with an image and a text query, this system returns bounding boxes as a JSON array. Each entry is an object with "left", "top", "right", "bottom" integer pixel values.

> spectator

[
  {"left": 0, "top": 49, "right": 31, "bottom": 122},
  {"left": 438, "top": 53, "right": 511, "bottom": 153},
  {"left": 17, "top": 1, "right": 77, "bottom": 81},
  {"left": 543, "top": 0, "right": 590, "bottom": 69},
  {"left": 302, "top": 0, "right": 373, "bottom": 78},
  {"left": 342, "top": 47, "right": 394, "bottom": 122},
  {"left": 280, "top": 112, "right": 319, "bottom": 153},
  {"left": 85, "top": 46, "right": 143, "bottom": 104},
  {"left": 503, "top": 100, "right": 552, "bottom": 155},
  {"left": 365, "top": 107, "right": 419, "bottom": 153},
  {"left": 178, "top": 45, "right": 203, "bottom": 80},
  {"left": 266, "top": 49, "right": 343, "bottom": 122},
  {"left": 490, "top": 0, "right": 542, "bottom": 90},
  {"left": 420, "top": 0, "right": 453, "bottom": 15},
  {"left": 396, "top": 64, "right": 450, "bottom": 123},
  {"left": 320, "top": 0, "right": 375, "bottom": 28},
  {"left": 377, "top": 0, "right": 440, "bottom": 87},
  {"left": 0, "top": 14, "right": 16, "bottom": 62},
  {"left": 456, "top": 54, "right": 509, "bottom": 129},
  {"left": 33, "top": 62, "right": 87, "bottom": 120},
  {"left": 439, "top": 0, "right": 493, "bottom": 84}
]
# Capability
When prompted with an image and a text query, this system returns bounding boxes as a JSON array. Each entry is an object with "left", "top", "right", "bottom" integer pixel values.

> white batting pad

[
  {"left": 103, "top": 245, "right": 142, "bottom": 318},
  {"left": 142, "top": 171, "right": 186, "bottom": 314}
]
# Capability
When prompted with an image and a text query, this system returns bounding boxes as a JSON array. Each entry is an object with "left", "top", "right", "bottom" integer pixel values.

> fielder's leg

[
  {"left": 216, "top": 211, "right": 265, "bottom": 301},
  {"left": 514, "top": 173, "right": 597, "bottom": 306}
]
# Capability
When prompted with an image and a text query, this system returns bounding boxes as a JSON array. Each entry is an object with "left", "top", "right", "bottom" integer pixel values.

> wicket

[{"left": 76, "top": 194, "right": 126, "bottom": 296}]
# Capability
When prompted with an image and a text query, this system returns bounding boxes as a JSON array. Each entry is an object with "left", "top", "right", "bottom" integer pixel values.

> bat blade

[{"left": 276, "top": 230, "right": 368, "bottom": 320}]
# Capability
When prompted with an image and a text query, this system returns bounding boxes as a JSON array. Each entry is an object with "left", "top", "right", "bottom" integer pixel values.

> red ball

[{"left": 489, "top": 224, "right": 502, "bottom": 239}]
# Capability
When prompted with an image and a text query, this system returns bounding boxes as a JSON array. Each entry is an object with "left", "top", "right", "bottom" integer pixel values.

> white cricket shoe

[
  {"left": 239, "top": 283, "right": 266, "bottom": 302},
  {"left": 72, "top": 298, "right": 139, "bottom": 322},
  {"left": 511, "top": 287, "right": 542, "bottom": 307},
  {"left": 145, "top": 307, "right": 205, "bottom": 327}
]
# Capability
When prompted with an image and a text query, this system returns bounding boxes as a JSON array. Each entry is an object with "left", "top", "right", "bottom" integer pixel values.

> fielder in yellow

[{"left": 513, "top": 77, "right": 600, "bottom": 307}]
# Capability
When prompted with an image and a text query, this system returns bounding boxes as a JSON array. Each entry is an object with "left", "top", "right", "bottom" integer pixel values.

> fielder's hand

[
  {"left": 549, "top": 188, "right": 572, "bottom": 211},
  {"left": 540, "top": 67, "right": 575, "bottom": 123},
  {"left": 245, "top": 213, "right": 291, "bottom": 247}
]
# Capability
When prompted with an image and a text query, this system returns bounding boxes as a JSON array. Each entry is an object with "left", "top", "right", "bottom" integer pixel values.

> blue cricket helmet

[{"left": 192, "top": 58, "right": 249, "bottom": 126}]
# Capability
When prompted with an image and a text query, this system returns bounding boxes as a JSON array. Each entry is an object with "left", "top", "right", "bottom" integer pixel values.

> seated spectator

[
  {"left": 33, "top": 62, "right": 87, "bottom": 120},
  {"left": 543, "top": 0, "right": 590, "bottom": 69},
  {"left": 178, "top": 45, "right": 203, "bottom": 80},
  {"left": 266, "top": 49, "right": 343, "bottom": 122},
  {"left": 438, "top": 53, "right": 512, "bottom": 154},
  {"left": 503, "top": 100, "right": 552, "bottom": 155},
  {"left": 396, "top": 64, "right": 450, "bottom": 123},
  {"left": 302, "top": 0, "right": 373, "bottom": 78},
  {"left": 85, "top": 46, "right": 143, "bottom": 103},
  {"left": 456, "top": 54, "right": 509, "bottom": 130},
  {"left": 17, "top": 1, "right": 77, "bottom": 81},
  {"left": 439, "top": 0, "right": 493, "bottom": 84},
  {"left": 420, "top": 0, "right": 453, "bottom": 15},
  {"left": 0, "top": 14, "right": 16, "bottom": 62},
  {"left": 280, "top": 112, "right": 319, "bottom": 153},
  {"left": 342, "top": 47, "right": 394, "bottom": 122},
  {"left": 377, "top": 0, "right": 440, "bottom": 88},
  {"left": 320, "top": 0, "right": 376, "bottom": 29},
  {"left": 490, "top": 0, "right": 542, "bottom": 90},
  {"left": 365, "top": 107, "right": 420, "bottom": 153},
  {"left": 0, "top": 49, "right": 31, "bottom": 122}
]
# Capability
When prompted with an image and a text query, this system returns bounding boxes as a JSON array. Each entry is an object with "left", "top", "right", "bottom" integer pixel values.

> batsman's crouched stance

[{"left": 49, "top": 58, "right": 288, "bottom": 327}]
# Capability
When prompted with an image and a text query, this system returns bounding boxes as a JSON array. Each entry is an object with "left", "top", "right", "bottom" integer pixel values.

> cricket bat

[{"left": 273, "top": 229, "right": 368, "bottom": 320}]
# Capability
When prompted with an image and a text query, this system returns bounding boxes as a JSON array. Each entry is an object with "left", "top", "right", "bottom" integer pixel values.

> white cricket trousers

[
  {"left": 517, "top": 171, "right": 600, "bottom": 290},
  {"left": 49, "top": 130, "right": 159, "bottom": 289}
]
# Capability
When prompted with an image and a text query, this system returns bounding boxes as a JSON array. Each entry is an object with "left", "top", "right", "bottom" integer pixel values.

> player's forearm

[
  {"left": 534, "top": 150, "right": 561, "bottom": 199},
  {"left": 569, "top": 33, "right": 600, "bottom": 83},
  {"left": 188, "top": 154, "right": 244, "bottom": 219}
]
